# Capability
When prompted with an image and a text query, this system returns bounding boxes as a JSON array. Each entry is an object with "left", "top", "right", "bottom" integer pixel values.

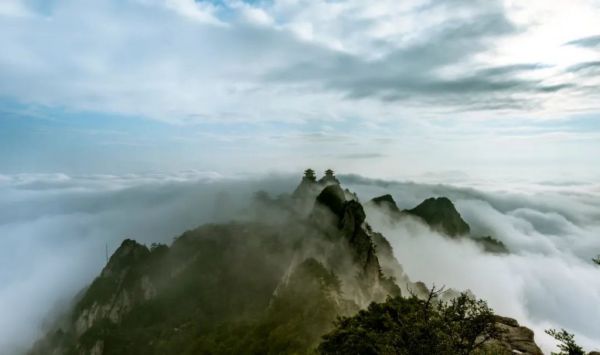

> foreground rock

[{"left": 486, "top": 316, "right": 544, "bottom": 355}]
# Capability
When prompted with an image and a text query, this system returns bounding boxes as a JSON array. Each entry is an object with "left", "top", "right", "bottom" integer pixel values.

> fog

[
  {"left": 0, "top": 171, "right": 297, "bottom": 354},
  {"left": 1, "top": 172, "right": 599, "bottom": 353},
  {"left": 344, "top": 176, "right": 600, "bottom": 353}
]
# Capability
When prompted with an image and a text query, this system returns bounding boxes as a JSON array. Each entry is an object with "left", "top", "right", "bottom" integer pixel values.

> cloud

[
  {"left": 265, "top": 4, "right": 554, "bottom": 110},
  {"left": 338, "top": 153, "right": 386, "bottom": 160},
  {"left": 0, "top": 0, "right": 32, "bottom": 17},
  {"left": 163, "top": 0, "right": 225, "bottom": 25},
  {"left": 0, "top": 171, "right": 298, "bottom": 354},
  {"left": 0, "top": 0, "right": 599, "bottom": 126},
  {"left": 346, "top": 176, "right": 600, "bottom": 353},
  {"left": 566, "top": 34, "right": 600, "bottom": 48},
  {"left": 567, "top": 60, "right": 600, "bottom": 73}
]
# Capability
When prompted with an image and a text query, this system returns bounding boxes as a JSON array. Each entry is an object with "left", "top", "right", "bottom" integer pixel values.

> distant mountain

[
  {"left": 367, "top": 194, "right": 508, "bottom": 254},
  {"left": 404, "top": 197, "right": 471, "bottom": 237},
  {"left": 30, "top": 170, "right": 535, "bottom": 355},
  {"left": 369, "top": 194, "right": 402, "bottom": 214}
]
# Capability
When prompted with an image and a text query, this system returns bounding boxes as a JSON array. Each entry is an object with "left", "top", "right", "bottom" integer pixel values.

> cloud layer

[
  {"left": 346, "top": 176, "right": 600, "bottom": 352},
  {"left": 1, "top": 172, "right": 599, "bottom": 353},
  {"left": 1, "top": 0, "right": 600, "bottom": 123},
  {"left": 0, "top": 171, "right": 297, "bottom": 353}
]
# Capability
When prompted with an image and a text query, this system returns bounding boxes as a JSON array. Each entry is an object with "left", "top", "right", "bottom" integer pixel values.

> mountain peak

[
  {"left": 293, "top": 168, "right": 340, "bottom": 200},
  {"left": 101, "top": 239, "right": 149, "bottom": 278},
  {"left": 405, "top": 197, "right": 470, "bottom": 237},
  {"left": 370, "top": 194, "right": 401, "bottom": 214}
]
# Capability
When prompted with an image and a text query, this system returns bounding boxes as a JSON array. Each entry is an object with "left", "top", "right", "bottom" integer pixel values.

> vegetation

[
  {"left": 545, "top": 328, "right": 586, "bottom": 355},
  {"left": 593, "top": 255, "right": 600, "bottom": 266},
  {"left": 474, "top": 236, "right": 509, "bottom": 254},
  {"left": 318, "top": 287, "right": 499, "bottom": 355}
]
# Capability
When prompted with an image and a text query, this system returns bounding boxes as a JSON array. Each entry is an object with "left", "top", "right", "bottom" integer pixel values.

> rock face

[
  {"left": 312, "top": 184, "right": 401, "bottom": 304},
  {"left": 485, "top": 316, "right": 544, "bottom": 355},
  {"left": 74, "top": 239, "right": 157, "bottom": 336},
  {"left": 405, "top": 197, "right": 471, "bottom": 237}
]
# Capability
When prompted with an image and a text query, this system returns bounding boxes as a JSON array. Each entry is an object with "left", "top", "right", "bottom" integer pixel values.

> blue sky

[{"left": 1, "top": 0, "right": 599, "bottom": 181}]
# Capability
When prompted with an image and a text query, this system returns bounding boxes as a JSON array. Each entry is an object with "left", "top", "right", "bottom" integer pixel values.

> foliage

[
  {"left": 318, "top": 287, "right": 499, "bottom": 355},
  {"left": 474, "top": 236, "right": 509, "bottom": 254},
  {"left": 53, "top": 225, "right": 353, "bottom": 355},
  {"left": 545, "top": 329, "right": 585, "bottom": 355},
  {"left": 593, "top": 255, "right": 600, "bottom": 266}
]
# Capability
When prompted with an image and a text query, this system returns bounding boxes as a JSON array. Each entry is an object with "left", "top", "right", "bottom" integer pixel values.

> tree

[
  {"left": 318, "top": 287, "right": 499, "bottom": 355},
  {"left": 592, "top": 255, "right": 600, "bottom": 266},
  {"left": 545, "top": 329, "right": 585, "bottom": 355}
]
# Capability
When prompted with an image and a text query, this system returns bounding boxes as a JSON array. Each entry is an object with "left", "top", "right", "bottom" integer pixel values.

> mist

[
  {"left": 346, "top": 177, "right": 600, "bottom": 353},
  {"left": 0, "top": 171, "right": 297, "bottom": 354},
  {"left": 1, "top": 172, "right": 599, "bottom": 354}
]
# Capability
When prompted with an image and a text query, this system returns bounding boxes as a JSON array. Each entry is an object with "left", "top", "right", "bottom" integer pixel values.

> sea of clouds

[
  {"left": 344, "top": 175, "right": 600, "bottom": 353},
  {"left": 0, "top": 171, "right": 599, "bottom": 353}
]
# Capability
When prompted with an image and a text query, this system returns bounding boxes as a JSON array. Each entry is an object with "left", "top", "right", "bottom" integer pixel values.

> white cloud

[
  {"left": 350, "top": 177, "right": 600, "bottom": 353},
  {"left": 1, "top": 0, "right": 599, "bottom": 125},
  {"left": 0, "top": 0, "right": 32, "bottom": 18},
  {"left": 0, "top": 171, "right": 297, "bottom": 353},
  {"left": 163, "top": 0, "right": 225, "bottom": 25}
]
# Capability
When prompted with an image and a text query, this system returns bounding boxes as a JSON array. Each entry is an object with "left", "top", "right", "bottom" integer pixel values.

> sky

[{"left": 1, "top": 0, "right": 600, "bottom": 181}]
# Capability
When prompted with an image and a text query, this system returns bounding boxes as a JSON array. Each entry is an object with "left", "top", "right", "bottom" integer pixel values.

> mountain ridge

[{"left": 29, "top": 170, "right": 538, "bottom": 355}]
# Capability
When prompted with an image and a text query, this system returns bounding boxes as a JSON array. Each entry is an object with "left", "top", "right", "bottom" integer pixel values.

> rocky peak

[
  {"left": 293, "top": 168, "right": 341, "bottom": 201},
  {"left": 313, "top": 183, "right": 399, "bottom": 303},
  {"left": 369, "top": 194, "right": 401, "bottom": 214},
  {"left": 292, "top": 168, "right": 319, "bottom": 199},
  {"left": 405, "top": 197, "right": 470, "bottom": 237},
  {"left": 101, "top": 239, "right": 149, "bottom": 278}
]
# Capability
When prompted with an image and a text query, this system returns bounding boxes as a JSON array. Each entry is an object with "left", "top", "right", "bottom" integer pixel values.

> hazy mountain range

[{"left": 28, "top": 170, "right": 548, "bottom": 354}]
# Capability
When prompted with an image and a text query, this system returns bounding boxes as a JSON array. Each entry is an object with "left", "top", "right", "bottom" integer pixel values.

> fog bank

[
  {"left": 345, "top": 176, "right": 600, "bottom": 353},
  {"left": 1, "top": 172, "right": 598, "bottom": 353}
]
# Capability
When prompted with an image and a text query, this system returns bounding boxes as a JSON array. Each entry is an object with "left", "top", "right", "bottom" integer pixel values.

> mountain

[
  {"left": 29, "top": 170, "right": 538, "bottom": 355},
  {"left": 367, "top": 194, "right": 508, "bottom": 254},
  {"left": 405, "top": 197, "right": 471, "bottom": 237},
  {"left": 367, "top": 194, "right": 471, "bottom": 237},
  {"left": 369, "top": 194, "right": 402, "bottom": 214}
]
